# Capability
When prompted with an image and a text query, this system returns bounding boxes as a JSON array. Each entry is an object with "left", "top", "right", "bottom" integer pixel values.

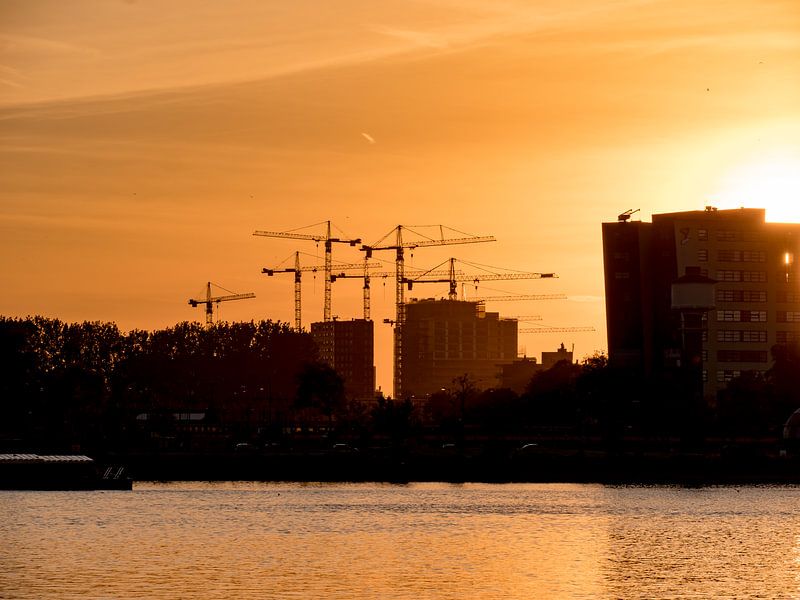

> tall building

[
  {"left": 402, "top": 298, "right": 518, "bottom": 397},
  {"left": 310, "top": 319, "right": 375, "bottom": 403},
  {"left": 602, "top": 207, "right": 800, "bottom": 399}
]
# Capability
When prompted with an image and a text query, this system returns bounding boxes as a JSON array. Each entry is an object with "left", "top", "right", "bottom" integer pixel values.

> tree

[{"left": 295, "top": 361, "right": 346, "bottom": 424}]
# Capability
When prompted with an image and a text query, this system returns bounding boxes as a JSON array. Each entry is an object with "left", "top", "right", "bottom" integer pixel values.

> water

[{"left": 2, "top": 483, "right": 800, "bottom": 599}]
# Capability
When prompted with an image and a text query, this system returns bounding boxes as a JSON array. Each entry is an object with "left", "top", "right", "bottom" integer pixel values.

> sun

[{"left": 711, "top": 152, "right": 800, "bottom": 223}]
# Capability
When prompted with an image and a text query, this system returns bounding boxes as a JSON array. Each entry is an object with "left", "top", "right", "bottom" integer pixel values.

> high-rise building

[
  {"left": 310, "top": 319, "right": 375, "bottom": 403},
  {"left": 602, "top": 207, "right": 800, "bottom": 399},
  {"left": 402, "top": 298, "right": 518, "bottom": 397}
]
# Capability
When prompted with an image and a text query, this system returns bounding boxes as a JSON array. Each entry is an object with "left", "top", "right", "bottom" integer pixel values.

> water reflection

[{"left": 1, "top": 483, "right": 798, "bottom": 599}]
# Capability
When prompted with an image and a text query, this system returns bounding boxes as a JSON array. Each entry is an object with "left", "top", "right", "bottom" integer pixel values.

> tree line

[
  {"left": 2, "top": 315, "right": 799, "bottom": 455},
  {"left": 0, "top": 316, "right": 320, "bottom": 453}
]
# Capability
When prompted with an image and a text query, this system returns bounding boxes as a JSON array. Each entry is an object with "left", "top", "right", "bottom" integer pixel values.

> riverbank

[{"left": 114, "top": 448, "right": 800, "bottom": 485}]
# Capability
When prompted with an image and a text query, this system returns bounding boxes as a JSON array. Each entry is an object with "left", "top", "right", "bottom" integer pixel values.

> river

[{"left": 2, "top": 482, "right": 799, "bottom": 598}]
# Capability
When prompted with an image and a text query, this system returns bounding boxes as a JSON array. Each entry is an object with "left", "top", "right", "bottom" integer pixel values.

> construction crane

[
  {"left": 253, "top": 221, "right": 361, "bottom": 322},
  {"left": 331, "top": 262, "right": 463, "bottom": 320},
  {"left": 262, "top": 251, "right": 378, "bottom": 331},
  {"left": 469, "top": 294, "right": 567, "bottom": 302},
  {"left": 188, "top": 282, "right": 255, "bottom": 327},
  {"left": 617, "top": 208, "right": 640, "bottom": 223},
  {"left": 519, "top": 327, "right": 596, "bottom": 333},
  {"left": 404, "top": 258, "right": 556, "bottom": 300},
  {"left": 361, "top": 225, "right": 495, "bottom": 399}
]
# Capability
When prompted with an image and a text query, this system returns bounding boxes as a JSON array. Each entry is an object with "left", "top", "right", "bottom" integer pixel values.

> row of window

[
  {"left": 777, "top": 331, "right": 800, "bottom": 343},
  {"left": 715, "top": 290, "right": 800, "bottom": 303},
  {"left": 715, "top": 270, "right": 768, "bottom": 282},
  {"left": 717, "top": 310, "right": 800, "bottom": 322},
  {"left": 717, "top": 310, "right": 767, "bottom": 322},
  {"left": 717, "top": 350, "right": 769, "bottom": 363},
  {"left": 699, "top": 229, "right": 764, "bottom": 243},
  {"left": 716, "top": 289, "right": 767, "bottom": 302},
  {"left": 778, "top": 292, "right": 800, "bottom": 303},
  {"left": 716, "top": 330, "right": 768, "bottom": 343},
  {"left": 715, "top": 250, "right": 766, "bottom": 263}
]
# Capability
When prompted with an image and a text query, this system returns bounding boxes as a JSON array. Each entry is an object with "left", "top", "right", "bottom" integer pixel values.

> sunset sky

[{"left": 2, "top": 0, "right": 799, "bottom": 393}]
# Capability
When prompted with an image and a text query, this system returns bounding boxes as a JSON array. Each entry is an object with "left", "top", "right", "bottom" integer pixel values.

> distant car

[
  {"left": 331, "top": 443, "right": 359, "bottom": 453},
  {"left": 513, "top": 443, "right": 540, "bottom": 457},
  {"left": 234, "top": 442, "right": 258, "bottom": 453}
]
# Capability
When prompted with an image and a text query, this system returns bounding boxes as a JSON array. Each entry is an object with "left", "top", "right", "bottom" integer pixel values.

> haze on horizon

[{"left": 2, "top": 0, "right": 799, "bottom": 392}]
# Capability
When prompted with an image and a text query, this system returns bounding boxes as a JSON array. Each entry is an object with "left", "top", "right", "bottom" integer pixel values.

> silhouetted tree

[{"left": 295, "top": 361, "right": 346, "bottom": 425}]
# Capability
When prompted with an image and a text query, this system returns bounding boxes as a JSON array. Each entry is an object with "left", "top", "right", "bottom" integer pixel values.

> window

[
  {"left": 716, "top": 289, "right": 767, "bottom": 303},
  {"left": 777, "top": 311, "right": 800, "bottom": 323},
  {"left": 742, "top": 330, "right": 768, "bottom": 343},
  {"left": 743, "top": 271, "right": 766, "bottom": 282},
  {"left": 717, "top": 230, "right": 740, "bottom": 242},
  {"left": 717, "top": 370, "right": 741, "bottom": 382},
  {"left": 718, "top": 310, "right": 741, "bottom": 322},
  {"left": 777, "top": 331, "right": 800, "bottom": 343},
  {"left": 614, "top": 272, "right": 630, "bottom": 279},
  {"left": 717, "top": 330, "right": 741, "bottom": 342},
  {"left": 716, "top": 330, "right": 767, "bottom": 343},
  {"left": 742, "top": 231, "right": 763, "bottom": 242},
  {"left": 777, "top": 291, "right": 800, "bottom": 303},
  {"left": 743, "top": 311, "right": 767, "bottom": 322},
  {"left": 719, "top": 250, "right": 766, "bottom": 262},
  {"left": 717, "top": 270, "right": 741, "bottom": 282},
  {"left": 742, "top": 250, "right": 766, "bottom": 262},
  {"left": 718, "top": 250, "right": 741, "bottom": 262},
  {"left": 698, "top": 229, "right": 708, "bottom": 241},
  {"left": 613, "top": 251, "right": 630, "bottom": 261},
  {"left": 714, "top": 270, "right": 767, "bottom": 282},
  {"left": 697, "top": 249, "right": 708, "bottom": 262},
  {"left": 718, "top": 350, "right": 768, "bottom": 363}
]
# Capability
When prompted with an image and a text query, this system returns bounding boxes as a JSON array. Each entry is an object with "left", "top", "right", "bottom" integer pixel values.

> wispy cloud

[
  {"left": 369, "top": 26, "right": 452, "bottom": 49},
  {"left": 0, "top": 34, "right": 97, "bottom": 57},
  {"left": 0, "top": 78, "right": 24, "bottom": 89}
]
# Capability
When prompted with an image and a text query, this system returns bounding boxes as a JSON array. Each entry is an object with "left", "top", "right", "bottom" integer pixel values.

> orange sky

[{"left": 2, "top": 0, "right": 799, "bottom": 393}]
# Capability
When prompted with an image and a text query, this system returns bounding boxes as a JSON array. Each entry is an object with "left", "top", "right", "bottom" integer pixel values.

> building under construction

[
  {"left": 311, "top": 319, "right": 376, "bottom": 403},
  {"left": 401, "top": 298, "right": 518, "bottom": 397}
]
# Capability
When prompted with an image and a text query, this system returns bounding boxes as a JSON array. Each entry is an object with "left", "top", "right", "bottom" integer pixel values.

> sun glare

[{"left": 712, "top": 154, "right": 800, "bottom": 223}]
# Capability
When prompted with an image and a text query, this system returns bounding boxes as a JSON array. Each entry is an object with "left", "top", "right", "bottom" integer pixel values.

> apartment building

[{"left": 602, "top": 207, "right": 800, "bottom": 399}]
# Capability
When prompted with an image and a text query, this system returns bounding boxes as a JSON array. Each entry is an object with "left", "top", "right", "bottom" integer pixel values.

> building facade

[
  {"left": 602, "top": 207, "right": 800, "bottom": 399},
  {"left": 402, "top": 298, "right": 518, "bottom": 397},
  {"left": 500, "top": 344, "right": 575, "bottom": 393},
  {"left": 310, "top": 319, "right": 376, "bottom": 403}
]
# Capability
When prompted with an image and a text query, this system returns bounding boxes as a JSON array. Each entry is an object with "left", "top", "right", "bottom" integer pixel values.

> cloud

[
  {"left": 0, "top": 78, "right": 24, "bottom": 89},
  {"left": 369, "top": 26, "right": 451, "bottom": 49},
  {"left": 0, "top": 34, "right": 97, "bottom": 57}
]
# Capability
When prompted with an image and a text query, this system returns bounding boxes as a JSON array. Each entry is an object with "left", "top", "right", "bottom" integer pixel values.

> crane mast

[
  {"left": 262, "top": 252, "right": 376, "bottom": 330},
  {"left": 331, "top": 266, "right": 461, "bottom": 320},
  {"left": 254, "top": 221, "right": 361, "bottom": 322},
  {"left": 361, "top": 225, "right": 495, "bottom": 399}
]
